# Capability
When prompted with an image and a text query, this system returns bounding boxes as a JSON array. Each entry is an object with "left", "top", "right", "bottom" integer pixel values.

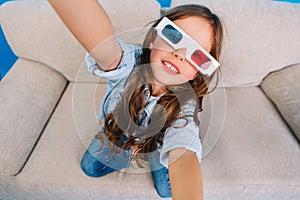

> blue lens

[{"left": 162, "top": 25, "right": 182, "bottom": 44}]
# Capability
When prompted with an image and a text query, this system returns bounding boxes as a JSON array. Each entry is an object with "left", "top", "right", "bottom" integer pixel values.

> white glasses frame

[{"left": 154, "top": 17, "right": 220, "bottom": 77}]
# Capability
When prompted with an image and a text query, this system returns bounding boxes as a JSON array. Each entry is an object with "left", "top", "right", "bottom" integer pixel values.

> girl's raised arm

[
  {"left": 48, "top": 0, "right": 122, "bottom": 70},
  {"left": 169, "top": 148, "right": 204, "bottom": 200}
]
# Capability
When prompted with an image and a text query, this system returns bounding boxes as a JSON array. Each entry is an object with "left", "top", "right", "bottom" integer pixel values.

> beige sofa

[{"left": 0, "top": 0, "right": 300, "bottom": 199}]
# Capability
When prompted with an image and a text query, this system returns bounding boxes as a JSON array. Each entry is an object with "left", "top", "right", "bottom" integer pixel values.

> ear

[{"left": 192, "top": 72, "right": 199, "bottom": 80}]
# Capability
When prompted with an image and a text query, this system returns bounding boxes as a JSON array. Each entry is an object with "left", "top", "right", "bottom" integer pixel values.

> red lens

[{"left": 191, "top": 50, "right": 211, "bottom": 69}]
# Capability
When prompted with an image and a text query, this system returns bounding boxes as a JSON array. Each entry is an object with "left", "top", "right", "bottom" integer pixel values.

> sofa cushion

[
  {"left": 200, "top": 87, "right": 300, "bottom": 199},
  {"left": 0, "top": 59, "right": 67, "bottom": 176},
  {"left": 0, "top": 0, "right": 160, "bottom": 82},
  {"left": 171, "top": 0, "right": 300, "bottom": 87},
  {"left": 14, "top": 83, "right": 300, "bottom": 199},
  {"left": 260, "top": 63, "right": 300, "bottom": 141},
  {"left": 15, "top": 83, "right": 162, "bottom": 200}
]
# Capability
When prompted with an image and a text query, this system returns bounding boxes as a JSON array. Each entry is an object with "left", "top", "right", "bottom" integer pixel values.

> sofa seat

[
  {"left": 199, "top": 87, "right": 300, "bottom": 199},
  {"left": 12, "top": 82, "right": 160, "bottom": 200},
  {"left": 8, "top": 84, "right": 299, "bottom": 200}
]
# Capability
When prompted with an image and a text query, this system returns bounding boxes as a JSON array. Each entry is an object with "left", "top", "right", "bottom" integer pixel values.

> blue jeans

[{"left": 81, "top": 135, "right": 172, "bottom": 198}]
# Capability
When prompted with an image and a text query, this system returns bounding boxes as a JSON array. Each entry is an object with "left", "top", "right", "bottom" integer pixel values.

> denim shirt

[{"left": 85, "top": 39, "right": 202, "bottom": 168}]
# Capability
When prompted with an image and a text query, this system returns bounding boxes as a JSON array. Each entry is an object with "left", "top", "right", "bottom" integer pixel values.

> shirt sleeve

[
  {"left": 85, "top": 38, "right": 142, "bottom": 84},
  {"left": 159, "top": 101, "right": 202, "bottom": 169}
]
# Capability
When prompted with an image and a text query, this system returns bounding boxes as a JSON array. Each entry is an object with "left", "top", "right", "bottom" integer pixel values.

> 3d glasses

[{"left": 154, "top": 17, "right": 220, "bottom": 77}]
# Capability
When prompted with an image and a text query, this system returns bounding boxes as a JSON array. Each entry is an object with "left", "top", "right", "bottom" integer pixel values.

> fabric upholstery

[
  {"left": 0, "top": 176, "right": 17, "bottom": 200},
  {"left": 171, "top": 0, "right": 300, "bottom": 87},
  {"left": 14, "top": 83, "right": 165, "bottom": 200},
  {"left": 0, "top": 59, "right": 67, "bottom": 176},
  {"left": 260, "top": 63, "right": 300, "bottom": 141},
  {"left": 0, "top": 0, "right": 300, "bottom": 199},
  {"left": 0, "top": 0, "right": 160, "bottom": 82},
  {"left": 200, "top": 87, "right": 300, "bottom": 199},
  {"left": 11, "top": 85, "right": 300, "bottom": 199}
]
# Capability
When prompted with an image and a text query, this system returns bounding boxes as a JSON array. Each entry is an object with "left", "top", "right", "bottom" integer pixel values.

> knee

[
  {"left": 151, "top": 167, "right": 172, "bottom": 198},
  {"left": 80, "top": 156, "right": 101, "bottom": 178},
  {"left": 154, "top": 183, "right": 172, "bottom": 198},
  {"left": 80, "top": 153, "right": 115, "bottom": 178}
]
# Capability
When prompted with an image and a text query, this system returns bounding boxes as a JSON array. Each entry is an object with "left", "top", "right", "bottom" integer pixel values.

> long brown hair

[{"left": 100, "top": 4, "right": 223, "bottom": 162}]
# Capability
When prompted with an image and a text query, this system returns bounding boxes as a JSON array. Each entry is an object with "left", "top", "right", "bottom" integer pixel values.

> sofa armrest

[
  {"left": 260, "top": 63, "right": 300, "bottom": 141},
  {"left": 0, "top": 59, "right": 67, "bottom": 176}
]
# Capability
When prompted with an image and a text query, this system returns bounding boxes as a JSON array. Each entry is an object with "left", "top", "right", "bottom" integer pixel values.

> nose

[{"left": 171, "top": 48, "right": 187, "bottom": 62}]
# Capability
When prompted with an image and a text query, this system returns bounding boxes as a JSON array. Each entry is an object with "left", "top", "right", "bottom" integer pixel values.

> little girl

[{"left": 49, "top": 1, "right": 223, "bottom": 199}]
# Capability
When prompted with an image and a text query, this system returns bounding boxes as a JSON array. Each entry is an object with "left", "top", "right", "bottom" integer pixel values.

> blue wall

[
  {"left": 276, "top": 0, "right": 300, "bottom": 2},
  {"left": 0, "top": 0, "right": 17, "bottom": 80},
  {"left": 157, "top": 0, "right": 172, "bottom": 7},
  {"left": 156, "top": 0, "right": 300, "bottom": 5},
  {"left": 0, "top": 0, "right": 299, "bottom": 80}
]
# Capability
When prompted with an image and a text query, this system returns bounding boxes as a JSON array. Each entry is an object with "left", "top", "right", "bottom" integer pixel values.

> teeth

[{"left": 163, "top": 61, "right": 179, "bottom": 73}]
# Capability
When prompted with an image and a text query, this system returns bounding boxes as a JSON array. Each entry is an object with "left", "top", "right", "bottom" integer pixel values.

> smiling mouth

[{"left": 162, "top": 60, "right": 180, "bottom": 74}]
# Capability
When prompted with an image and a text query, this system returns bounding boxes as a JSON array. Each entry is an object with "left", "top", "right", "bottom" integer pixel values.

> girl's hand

[
  {"left": 168, "top": 148, "right": 204, "bottom": 200},
  {"left": 48, "top": 0, "right": 122, "bottom": 70}
]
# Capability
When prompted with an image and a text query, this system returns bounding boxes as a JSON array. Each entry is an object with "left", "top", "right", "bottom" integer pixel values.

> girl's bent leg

[
  {"left": 149, "top": 151, "right": 172, "bottom": 198},
  {"left": 81, "top": 135, "right": 131, "bottom": 178}
]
